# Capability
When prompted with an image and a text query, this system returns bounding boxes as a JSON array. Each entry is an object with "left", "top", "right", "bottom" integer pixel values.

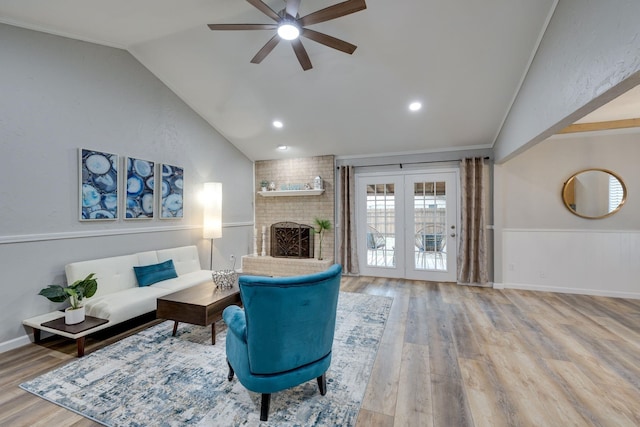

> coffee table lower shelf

[{"left": 23, "top": 312, "right": 109, "bottom": 357}]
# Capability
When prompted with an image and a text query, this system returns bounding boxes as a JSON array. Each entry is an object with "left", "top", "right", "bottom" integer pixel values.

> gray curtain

[
  {"left": 458, "top": 158, "right": 489, "bottom": 285},
  {"left": 338, "top": 165, "right": 359, "bottom": 274}
]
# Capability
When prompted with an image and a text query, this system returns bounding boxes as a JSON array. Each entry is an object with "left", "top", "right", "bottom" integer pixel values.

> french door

[{"left": 356, "top": 171, "right": 458, "bottom": 282}]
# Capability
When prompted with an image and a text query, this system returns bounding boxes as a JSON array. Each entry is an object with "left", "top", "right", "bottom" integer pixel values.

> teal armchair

[{"left": 223, "top": 264, "right": 342, "bottom": 421}]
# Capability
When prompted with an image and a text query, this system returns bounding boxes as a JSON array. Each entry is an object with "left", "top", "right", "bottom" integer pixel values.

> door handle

[{"left": 450, "top": 233, "right": 456, "bottom": 237}]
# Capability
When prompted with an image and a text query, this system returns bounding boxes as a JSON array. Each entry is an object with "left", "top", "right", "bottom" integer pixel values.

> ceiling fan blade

[
  {"left": 301, "top": 28, "right": 357, "bottom": 54},
  {"left": 299, "top": 0, "right": 366, "bottom": 27},
  {"left": 291, "top": 39, "right": 313, "bottom": 70},
  {"left": 208, "top": 24, "right": 277, "bottom": 31},
  {"left": 285, "top": 0, "right": 301, "bottom": 18},
  {"left": 251, "top": 35, "right": 281, "bottom": 64},
  {"left": 246, "top": 0, "right": 281, "bottom": 22}
]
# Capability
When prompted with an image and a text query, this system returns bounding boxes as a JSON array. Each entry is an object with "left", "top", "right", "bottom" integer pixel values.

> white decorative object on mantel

[
  {"left": 253, "top": 227, "right": 258, "bottom": 256},
  {"left": 314, "top": 176, "right": 323, "bottom": 190}
]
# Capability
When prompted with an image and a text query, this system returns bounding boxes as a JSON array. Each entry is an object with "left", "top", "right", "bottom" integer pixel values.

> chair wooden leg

[
  {"left": 260, "top": 393, "right": 271, "bottom": 421},
  {"left": 226, "top": 359, "right": 234, "bottom": 381},
  {"left": 317, "top": 373, "right": 327, "bottom": 395}
]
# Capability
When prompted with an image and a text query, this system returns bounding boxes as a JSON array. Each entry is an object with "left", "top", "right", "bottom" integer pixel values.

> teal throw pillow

[{"left": 134, "top": 259, "right": 178, "bottom": 287}]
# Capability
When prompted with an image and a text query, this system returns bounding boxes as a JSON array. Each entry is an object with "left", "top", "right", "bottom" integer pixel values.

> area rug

[{"left": 20, "top": 291, "right": 392, "bottom": 426}]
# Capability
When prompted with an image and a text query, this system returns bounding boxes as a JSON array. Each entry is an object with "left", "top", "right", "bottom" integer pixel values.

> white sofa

[{"left": 65, "top": 245, "right": 212, "bottom": 326}]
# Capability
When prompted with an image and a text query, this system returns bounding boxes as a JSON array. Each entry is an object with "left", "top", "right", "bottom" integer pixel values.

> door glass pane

[
  {"left": 366, "top": 183, "right": 395, "bottom": 267},
  {"left": 413, "top": 181, "right": 447, "bottom": 271}
]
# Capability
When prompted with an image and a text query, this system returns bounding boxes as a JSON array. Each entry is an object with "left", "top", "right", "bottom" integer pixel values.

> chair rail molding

[{"left": 0, "top": 222, "right": 253, "bottom": 245}]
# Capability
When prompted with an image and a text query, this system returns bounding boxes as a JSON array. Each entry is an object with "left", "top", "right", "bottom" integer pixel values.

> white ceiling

[{"left": 0, "top": 0, "right": 563, "bottom": 160}]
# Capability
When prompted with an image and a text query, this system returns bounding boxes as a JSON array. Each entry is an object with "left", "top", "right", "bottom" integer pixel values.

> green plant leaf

[
  {"left": 82, "top": 274, "right": 98, "bottom": 298},
  {"left": 38, "top": 272, "right": 98, "bottom": 305},
  {"left": 38, "top": 285, "right": 67, "bottom": 303},
  {"left": 314, "top": 218, "right": 331, "bottom": 232}
]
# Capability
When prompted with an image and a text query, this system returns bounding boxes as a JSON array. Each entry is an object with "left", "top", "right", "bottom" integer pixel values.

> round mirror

[{"left": 562, "top": 169, "right": 627, "bottom": 219}]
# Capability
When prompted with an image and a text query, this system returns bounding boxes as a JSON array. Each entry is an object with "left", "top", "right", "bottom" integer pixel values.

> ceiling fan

[{"left": 207, "top": 0, "right": 367, "bottom": 71}]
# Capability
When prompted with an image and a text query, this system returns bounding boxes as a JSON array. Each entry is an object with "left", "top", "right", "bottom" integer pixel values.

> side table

[{"left": 23, "top": 311, "right": 109, "bottom": 357}]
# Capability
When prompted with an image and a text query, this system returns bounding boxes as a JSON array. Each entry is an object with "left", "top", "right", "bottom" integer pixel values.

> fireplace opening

[{"left": 271, "top": 222, "right": 314, "bottom": 258}]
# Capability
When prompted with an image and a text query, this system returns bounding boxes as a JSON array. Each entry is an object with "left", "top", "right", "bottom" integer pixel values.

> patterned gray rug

[{"left": 20, "top": 291, "right": 392, "bottom": 426}]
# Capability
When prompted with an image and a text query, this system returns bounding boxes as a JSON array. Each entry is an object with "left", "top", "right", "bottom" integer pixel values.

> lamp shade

[{"left": 203, "top": 182, "right": 222, "bottom": 239}]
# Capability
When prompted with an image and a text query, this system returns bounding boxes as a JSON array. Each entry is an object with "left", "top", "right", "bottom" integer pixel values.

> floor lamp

[{"left": 203, "top": 182, "right": 222, "bottom": 270}]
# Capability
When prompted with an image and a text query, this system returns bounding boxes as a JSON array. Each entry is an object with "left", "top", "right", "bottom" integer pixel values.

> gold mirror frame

[{"left": 562, "top": 168, "right": 627, "bottom": 219}]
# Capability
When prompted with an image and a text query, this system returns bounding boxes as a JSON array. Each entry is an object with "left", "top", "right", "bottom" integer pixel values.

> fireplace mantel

[{"left": 258, "top": 189, "right": 324, "bottom": 197}]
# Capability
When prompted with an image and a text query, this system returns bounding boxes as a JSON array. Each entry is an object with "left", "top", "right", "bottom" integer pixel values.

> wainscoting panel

[{"left": 502, "top": 229, "right": 640, "bottom": 299}]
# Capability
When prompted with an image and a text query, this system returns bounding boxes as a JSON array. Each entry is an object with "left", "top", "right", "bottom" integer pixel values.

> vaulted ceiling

[{"left": 0, "top": 0, "right": 564, "bottom": 160}]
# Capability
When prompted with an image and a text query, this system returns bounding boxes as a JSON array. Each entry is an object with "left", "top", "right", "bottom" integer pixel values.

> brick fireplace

[
  {"left": 241, "top": 255, "right": 333, "bottom": 277},
  {"left": 243, "top": 155, "right": 335, "bottom": 277}
]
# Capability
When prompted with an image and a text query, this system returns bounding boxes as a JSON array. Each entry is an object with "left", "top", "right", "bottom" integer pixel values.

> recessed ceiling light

[
  {"left": 272, "top": 120, "right": 283, "bottom": 128},
  {"left": 409, "top": 101, "right": 422, "bottom": 112},
  {"left": 277, "top": 145, "right": 288, "bottom": 150}
]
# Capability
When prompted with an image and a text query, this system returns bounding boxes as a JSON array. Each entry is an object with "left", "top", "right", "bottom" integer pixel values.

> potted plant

[
  {"left": 38, "top": 273, "right": 98, "bottom": 325},
  {"left": 260, "top": 180, "right": 269, "bottom": 192},
  {"left": 314, "top": 218, "right": 332, "bottom": 260}
]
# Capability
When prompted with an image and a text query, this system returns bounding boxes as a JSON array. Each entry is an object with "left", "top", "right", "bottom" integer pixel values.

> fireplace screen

[{"left": 271, "top": 222, "right": 314, "bottom": 258}]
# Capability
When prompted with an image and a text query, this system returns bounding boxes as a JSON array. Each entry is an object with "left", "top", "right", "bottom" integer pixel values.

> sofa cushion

[
  {"left": 66, "top": 254, "right": 139, "bottom": 299},
  {"left": 152, "top": 270, "right": 214, "bottom": 293},
  {"left": 84, "top": 286, "right": 169, "bottom": 324},
  {"left": 134, "top": 260, "right": 178, "bottom": 287},
  {"left": 156, "top": 246, "right": 202, "bottom": 275},
  {"left": 137, "top": 250, "right": 159, "bottom": 266}
]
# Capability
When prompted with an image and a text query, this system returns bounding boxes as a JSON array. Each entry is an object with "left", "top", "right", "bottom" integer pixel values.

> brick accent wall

[
  {"left": 255, "top": 155, "right": 335, "bottom": 261},
  {"left": 241, "top": 256, "right": 333, "bottom": 277}
]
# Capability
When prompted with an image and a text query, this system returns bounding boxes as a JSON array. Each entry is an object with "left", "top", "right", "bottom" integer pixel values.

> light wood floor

[{"left": 2, "top": 277, "right": 640, "bottom": 426}]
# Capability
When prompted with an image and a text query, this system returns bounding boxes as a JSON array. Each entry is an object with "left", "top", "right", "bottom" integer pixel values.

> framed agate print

[
  {"left": 125, "top": 157, "right": 155, "bottom": 220},
  {"left": 159, "top": 163, "right": 184, "bottom": 219},
  {"left": 79, "top": 148, "right": 119, "bottom": 221}
]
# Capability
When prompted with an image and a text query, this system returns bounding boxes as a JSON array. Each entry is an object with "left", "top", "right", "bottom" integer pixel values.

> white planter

[{"left": 65, "top": 306, "right": 85, "bottom": 325}]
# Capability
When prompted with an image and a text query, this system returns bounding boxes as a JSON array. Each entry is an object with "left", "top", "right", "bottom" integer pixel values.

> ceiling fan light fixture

[
  {"left": 208, "top": 0, "right": 367, "bottom": 70},
  {"left": 277, "top": 22, "right": 300, "bottom": 40}
]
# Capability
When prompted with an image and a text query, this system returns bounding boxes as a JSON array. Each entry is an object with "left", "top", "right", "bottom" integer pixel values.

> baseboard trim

[
  {"left": 498, "top": 282, "right": 640, "bottom": 300},
  {"left": 0, "top": 334, "right": 32, "bottom": 354}
]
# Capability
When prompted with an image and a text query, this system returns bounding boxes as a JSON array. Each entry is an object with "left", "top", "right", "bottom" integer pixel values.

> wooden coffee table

[{"left": 156, "top": 281, "right": 241, "bottom": 344}]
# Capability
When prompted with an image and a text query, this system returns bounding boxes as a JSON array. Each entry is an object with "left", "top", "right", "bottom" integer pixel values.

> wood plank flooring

[
  {"left": 1, "top": 277, "right": 639, "bottom": 426},
  {"left": 345, "top": 277, "right": 640, "bottom": 427}
]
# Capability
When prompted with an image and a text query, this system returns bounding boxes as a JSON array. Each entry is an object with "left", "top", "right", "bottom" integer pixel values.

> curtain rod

[{"left": 336, "top": 156, "right": 490, "bottom": 169}]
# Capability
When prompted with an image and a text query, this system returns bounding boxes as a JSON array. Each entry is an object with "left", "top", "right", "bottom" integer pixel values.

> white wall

[
  {"left": 494, "top": 129, "right": 640, "bottom": 298},
  {"left": 491, "top": 0, "right": 640, "bottom": 298},
  {"left": 494, "top": 0, "right": 640, "bottom": 162},
  {"left": 0, "top": 24, "right": 254, "bottom": 351}
]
